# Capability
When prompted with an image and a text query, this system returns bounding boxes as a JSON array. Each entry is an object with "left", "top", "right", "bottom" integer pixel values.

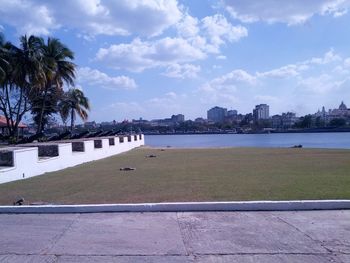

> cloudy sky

[{"left": 1, "top": 0, "right": 350, "bottom": 122}]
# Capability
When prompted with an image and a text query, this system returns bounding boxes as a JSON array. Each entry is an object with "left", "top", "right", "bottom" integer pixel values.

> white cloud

[
  {"left": 216, "top": 55, "right": 227, "bottom": 60},
  {"left": 343, "top": 57, "right": 350, "bottom": 67},
  {"left": 202, "top": 14, "right": 248, "bottom": 50},
  {"left": 225, "top": 0, "right": 350, "bottom": 25},
  {"left": 77, "top": 67, "right": 137, "bottom": 90},
  {"left": 212, "top": 65, "right": 222, "bottom": 69},
  {"left": 163, "top": 64, "right": 200, "bottom": 79},
  {"left": 257, "top": 49, "right": 341, "bottom": 78},
  {"left": 175, "top": 13, "right": 248, "bottom": 55},
  {"left": 107, "top": 102, "right": 145, "bottom": 118},
  {"left": 0, "top": 0, "right": 182, "bottom": 37},
  {"left": 257, "top": 64, "right": 308, "bottom": 78},
  {"left": 146, "top": 92, "right": 188, "bottom": 115},
  {"left": 307, "top": 48, "right": 342, "bottom": 65},
  {"left": 254, "top": 95, "right": 279, "bottom": 103},
  {"left": 91, "top": 11, "right": 246, "bottom": 73},
  {"left": 198, "top": 69, "right": 256, "bottom": 105},
  {"left": 165, "top": 91, "right": 177, "bottom": 99},
  {"left": 96, "top": 37, "right": 206, "bottom": 72},
  {"left": 298, "top": 74, "right": 345, "bottom": 94},
  {"left": 176, "top": 13, "right": 199, "bottom": 38},
  {"left": 212, "top": 69, "right": 257, "bottom": 86},
  {"left": 0, "top": 0, "right": 57, "bottom": 35}
]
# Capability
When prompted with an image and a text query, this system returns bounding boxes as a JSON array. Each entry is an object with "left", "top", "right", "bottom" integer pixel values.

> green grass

[{"left": 0, "top": 147, "right": 350, "bottom": 205}]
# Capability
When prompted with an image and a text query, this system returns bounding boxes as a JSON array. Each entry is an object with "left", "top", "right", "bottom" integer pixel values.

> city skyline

[
  {"left": 1, "top": 0, "right": 350, "bottom": 121},
  {"left": 92, "top": 100, "right": 349, "bottom": 124}
]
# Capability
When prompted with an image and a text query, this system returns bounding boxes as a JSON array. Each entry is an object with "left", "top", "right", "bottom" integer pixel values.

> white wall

[{"left": 0, "top": 135, "right": 144, "bottom": 184}]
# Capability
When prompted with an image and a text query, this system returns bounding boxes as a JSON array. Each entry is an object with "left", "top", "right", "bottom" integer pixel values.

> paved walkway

[{"left": 0, "top": 210, "right": 349, "bottom": 262}]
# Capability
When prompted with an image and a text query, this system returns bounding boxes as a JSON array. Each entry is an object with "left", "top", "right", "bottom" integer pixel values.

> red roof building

[
  {"left": 0, "top": 115, "right": 27, "bottom": 136},
  {"left": 0, "top": 115, "right": 27, "bottom": 128}
]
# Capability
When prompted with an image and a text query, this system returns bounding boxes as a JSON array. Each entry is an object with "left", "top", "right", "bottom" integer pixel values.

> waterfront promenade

[{"left": 1, "top": 210, "right": 349, "bottom": 262}]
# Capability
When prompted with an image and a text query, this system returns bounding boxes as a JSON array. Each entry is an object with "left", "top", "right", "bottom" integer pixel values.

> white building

[
  {"left": 315, "top": 101, "right": 350, "bottom": 123},
  {"left": 253, "top": 104, "right": 269, "bottom": 120}
]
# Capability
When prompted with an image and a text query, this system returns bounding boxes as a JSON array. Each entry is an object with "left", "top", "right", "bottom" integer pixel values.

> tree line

[{"left": 0, "top": 33, "right": 90, "bottom": 141}]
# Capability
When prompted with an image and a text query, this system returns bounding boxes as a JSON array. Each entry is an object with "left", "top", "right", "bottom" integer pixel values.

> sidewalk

[{"left": 0, "top": 210, "right": 349, "bottom": 262}]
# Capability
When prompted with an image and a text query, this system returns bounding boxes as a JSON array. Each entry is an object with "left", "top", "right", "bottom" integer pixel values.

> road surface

[{"left": 0, "top": 210, "right": 349, "bottom": 262}]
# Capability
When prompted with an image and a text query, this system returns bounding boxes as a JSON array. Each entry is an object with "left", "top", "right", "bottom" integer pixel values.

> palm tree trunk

[
  {"left": 70, "top": 107, "right": 74, "bottom": 132},
  {"left": 37, "top": 82, "right": 50, "bottom": 134},
  {"left": 5, "top": 84, "right": 15, "bottom": 137}
]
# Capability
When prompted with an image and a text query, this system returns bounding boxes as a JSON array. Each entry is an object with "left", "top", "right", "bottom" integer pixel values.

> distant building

[
  {"left": 339, "top": 101, "right": 347, "bottom": 111},
  {"left": 314, "top": 101, "right": 350, "bottom": 124},
  {"left": 150, "top": 114, "right": 185, "bottom": 127},
  {"left": 271, "top": 115, "right": 282, "bottom": 128},
  {"left": 171, "top": 114, "right": 185, "bottom": 123},
  {"left": 132, "top": 118, "right": 148, "bottom": 125},
  {"left": 272, "top": 112, "right": 297, "bottom": 129},
  {"left": 207, "top": 106, "right": 227, "bottom": 123},
  {"left": 253, "top": 104, "right": 269, "bottom": 121},
  {"left": 281, "top": 112, "right": 297, "bottom": 128},
  {"left": 0, "top": 115, "right": 27, "bottom": 135},
  {"left": 84, "top": 121, "right": 97, "bottom": 129},
  {"left": 329, "top": 101, "right": 349, "bottom": 117},
  {"left": 194, "top": 117, "right": 207, "bottom": 124},
  {"left": 227, "top": 109, "right": 238, "bottom": 117}
]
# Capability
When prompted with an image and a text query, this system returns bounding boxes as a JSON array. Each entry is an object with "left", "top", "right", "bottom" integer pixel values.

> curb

[{"left": 0, "top": 200, "right": 349, "bottom": 214}]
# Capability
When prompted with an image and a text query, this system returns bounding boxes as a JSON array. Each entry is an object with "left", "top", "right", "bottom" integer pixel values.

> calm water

[{"left": 145, "top": 133, "right": 350, "bottom": 149}]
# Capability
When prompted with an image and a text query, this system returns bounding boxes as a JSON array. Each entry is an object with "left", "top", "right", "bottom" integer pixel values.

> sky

[{"left": 1, "top": 0, "right": 350, "bottom": 122}]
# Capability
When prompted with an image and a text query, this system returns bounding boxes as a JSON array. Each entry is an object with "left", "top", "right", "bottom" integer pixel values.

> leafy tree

[
  {"left": 0, "top": 33, "right": 9, "bottom": 82},
  {"left": 32, "top": 38, "right": 75, "bottom": 133},
  {"left": 315, "top": 116, "right": 325, "bottom": 128},
  {"left": 329, "top": 118, "right": 346, "bottom": 127},
  {"left": 0, "top": 35, "right": 44, "bottom": 139},
  {"left": 295, "top": 115, "right": 313, "bottom": 128},
  {"left": 59, "top": 88, "right": 90, "bottom": 132}
]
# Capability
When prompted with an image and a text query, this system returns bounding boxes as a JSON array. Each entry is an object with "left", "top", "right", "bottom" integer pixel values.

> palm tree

[
  {"left": 11, "top": 35, "right": 45, "bottom": 89},
  {"left": 59, "top": 88, "right": 90, "bottom": 132},
  {"left": 0, "top": 33, "right": 9, "bottom": 82},
  {"left": 34, "top": 37, "right": 76, "bottom": 133}
]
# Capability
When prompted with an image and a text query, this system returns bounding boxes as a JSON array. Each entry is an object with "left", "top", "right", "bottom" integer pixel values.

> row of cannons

[{"left": 0, "top": 134, "right": 145, "bottom": 184}]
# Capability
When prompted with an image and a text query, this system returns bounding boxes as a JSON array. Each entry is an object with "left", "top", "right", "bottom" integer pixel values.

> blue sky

[{"left": 1, "top": 0, "right": 350, "bottom": 122}]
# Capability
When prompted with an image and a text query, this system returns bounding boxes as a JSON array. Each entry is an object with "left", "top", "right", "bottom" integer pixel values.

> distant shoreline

[{"left": 144, "top": 128, "right": 350, "bottom": 135}]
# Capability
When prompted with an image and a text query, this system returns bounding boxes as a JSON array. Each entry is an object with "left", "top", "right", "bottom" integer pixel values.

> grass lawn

[{"left": 0, "top": 147, "right": 350, "bottom": 205}]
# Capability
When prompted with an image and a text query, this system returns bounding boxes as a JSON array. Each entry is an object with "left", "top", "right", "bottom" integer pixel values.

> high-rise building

[
  {"left": 253, "top": 104, "right": 269, "bottom": 120},
  {"left": 207, "top": 106, "right": 227, "bottom": 123},
  {"left": 171, "top": 114, "right": 185, "bottom": 123}
]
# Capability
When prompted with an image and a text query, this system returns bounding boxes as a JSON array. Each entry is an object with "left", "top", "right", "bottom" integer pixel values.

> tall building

[
  {"left": 207, "top": 106, "right": 227, "bottom": 123},
  {"left": 171, "top": 114, "right": 185, "bottom": 123},
  {"left": 253, "top": 104, "right": 269, "bottom": 120}
]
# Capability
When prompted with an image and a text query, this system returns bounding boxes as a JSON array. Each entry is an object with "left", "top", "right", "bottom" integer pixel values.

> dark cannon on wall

[
  {"left": 70, "top": 131, "right": 89, "bottom": 140},
  {"left": 47, "top": 131, "right": 71, "bottom": 142},
  {"left": 17, "top": 132, "right": 44, "bottom": 144}
]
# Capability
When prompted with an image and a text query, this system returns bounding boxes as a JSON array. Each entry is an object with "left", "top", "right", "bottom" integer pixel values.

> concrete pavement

[{"left": 0, "top": 210, "right": 349, "bottom": 262}]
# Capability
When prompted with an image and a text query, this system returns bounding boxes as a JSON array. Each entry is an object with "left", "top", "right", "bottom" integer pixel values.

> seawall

[{"left": 0, "top": 134, "right": 144, "bottom": 184}]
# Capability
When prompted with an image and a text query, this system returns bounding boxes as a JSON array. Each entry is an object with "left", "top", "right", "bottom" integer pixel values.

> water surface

[{"left": 145, "top": 133, "right": 350, "bottom": 149}]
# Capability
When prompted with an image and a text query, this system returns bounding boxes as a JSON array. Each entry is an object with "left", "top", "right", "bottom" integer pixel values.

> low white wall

[
  {"left": 0, "top": 134, "right": 144, "bottom": 184},
  {"left": 1, "top": 200, "right": 350, "bottom": 213}
]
